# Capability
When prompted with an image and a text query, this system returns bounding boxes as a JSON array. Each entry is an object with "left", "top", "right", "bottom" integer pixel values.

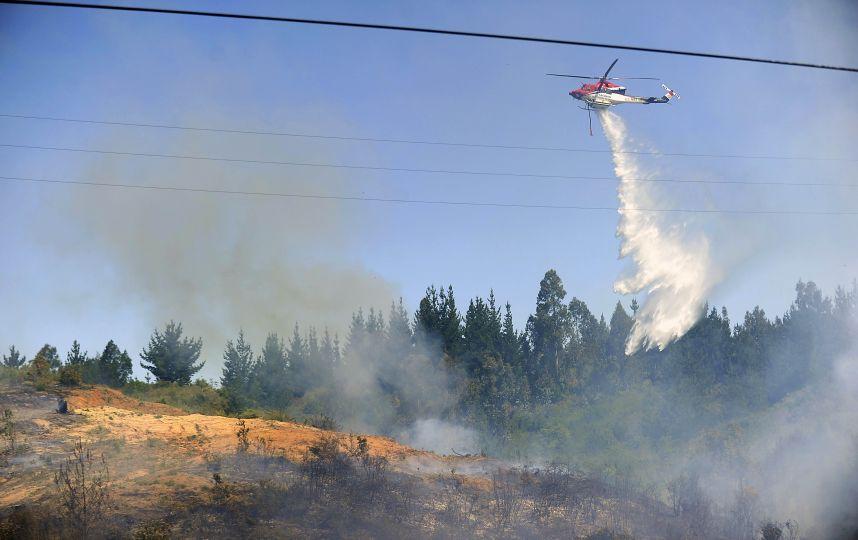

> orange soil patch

[
  {"left": 70, "top": 405, "right": 433, "bottom": 465},
  {"left": 64, "top": 386, "right": 186, "bottom": 416},
  {"left": 0, "top": 384, "right": 495, "bottom": 514},
  {"left": 0, "top": 482, "right": 44, "bottom": 508}
]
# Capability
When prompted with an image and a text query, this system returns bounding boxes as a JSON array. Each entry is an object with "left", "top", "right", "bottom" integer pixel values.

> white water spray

[{"left": 599, "top": 110, "right": 721, "bottom": 354}]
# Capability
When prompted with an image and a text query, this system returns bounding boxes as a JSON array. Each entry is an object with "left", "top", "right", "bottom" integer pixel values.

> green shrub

[
  {"left": 240, "top": 408, "right": 294, "bottom": 422},
  {"left": 0, "top": 366, "right": 23, "bottom": 386},
  {"left": 58, "top": 365, "right": 83, "bottom": 387},
  {"left": 26, "top": 355, "right": 55, "bottom": 388},
  {"left": 120, "top": 380, "right": 228, "bottom": 416},
  {"left": 304, "top": 414, "right": 339, "bottom": 431}
]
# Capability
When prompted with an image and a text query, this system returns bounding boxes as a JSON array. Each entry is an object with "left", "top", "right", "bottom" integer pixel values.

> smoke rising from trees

[{"left": 35, "top": 127, "right": 397, "bottom": 379}]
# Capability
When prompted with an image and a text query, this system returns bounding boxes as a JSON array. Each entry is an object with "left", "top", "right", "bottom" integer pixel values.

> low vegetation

[
  {"left": 53, "top": 439, "right": 112, "bottom": 539},
  {"left": 120, "top": 379, "right": 228, "bottom": 416}
]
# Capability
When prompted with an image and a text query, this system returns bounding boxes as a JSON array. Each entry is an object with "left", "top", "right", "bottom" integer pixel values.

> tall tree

[
  {"left": 320, "top": 328, "right": 340, "bottom": 377},
  {"left": 439, "top": 286, "right": 462, "bottom": 356},
  {"left": 500, "top": 303, "right": 519, "bottom": 366},
  {"left": 526, "top": 270, "right": 571, "bottom": 400},
  {"left": 140, "top": 321, "right": 204, "bottom": 385},
  {"left": 461, "top": 293, "right": 502, "bottom": 374},
  {"left": 287, "top": 324, "right": 309, "bottom": 397},
  {"left": 345, "top": 309, "right": 369, "bottom": 361},
  {"left": 366, "top": 308, "right": 385, "bottom": 337},
  {"left": 94, "top": 340, "right": 133, "bottom": 387},
  {"left": 608, "top": 302, "right": 633, "bottom": 359},
  {"left": 221, "top": 331, "right": 254, "bottom": 410},
  {"left": 387, "top": 299, "right": 413, "bottom": 359},
  {"left": 253, "top": 332, "right": 289, "bottom": 408},
  {"left": 33, "top": 344, "right": 61, "bottom": 371},
  {"left": 2, "top": 345, "right": 27, "bottom": 368},
  {"left": 607, "top": 301, "right": 634, "bottom": 386},
  {"left": 414, "top": 286, "right": 442, "bottom": 349},
  {"left": 66, "top": 340, "right": 88, "bottom": 366},
  {"left": 306, "top": 327, "right": 323, "bottom": 384},
  {"left": 566, "top": 298, "right": 607, "bottom": 392},
  {"left": 630, "top": 298, "right": 639, "bottom": 317}
]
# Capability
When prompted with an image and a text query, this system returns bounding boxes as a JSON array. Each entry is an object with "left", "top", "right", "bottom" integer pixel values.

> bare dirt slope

[
  {"left": 0, "top": 382, "right": 483, "bottom": 512},
  {"left": 2, "top": 382, "right": 666, "bottom": 539}
]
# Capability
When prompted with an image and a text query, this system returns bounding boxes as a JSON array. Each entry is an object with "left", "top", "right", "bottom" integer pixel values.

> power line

[
  {"left": 2, "top": 142, "right": 856, "bottom": 189},
  {"left": 3, "top": 113, "right": 855, "bottom": 163},
  {"left": 4, "top": 1, "right": 857, "bottom": 73},
  {"left": 2, "top": 175, "right": 855, "bottom": 216}
]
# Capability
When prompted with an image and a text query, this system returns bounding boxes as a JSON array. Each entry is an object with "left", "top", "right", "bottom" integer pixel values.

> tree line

[{"left": 4, "top": 270, "right": 856, "bottom": 444}]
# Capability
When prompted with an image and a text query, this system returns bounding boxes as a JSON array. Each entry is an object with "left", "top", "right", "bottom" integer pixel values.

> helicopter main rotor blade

[
  {"left": 546, "top": 73, "right": 599, "bottom": 79},
  {"left": 602, "top": 59, "right": 619, "bottom": 80},
  {"left": 596, "top": 59, "right": 619, "bottom": 91},
  {"left": 547, "top": 70, "right": 659, "bottom": 81}
]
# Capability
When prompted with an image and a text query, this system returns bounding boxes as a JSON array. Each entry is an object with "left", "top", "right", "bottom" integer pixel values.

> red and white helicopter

[{"left": 548, "top": 59, "right": 679, "bottom": 135}]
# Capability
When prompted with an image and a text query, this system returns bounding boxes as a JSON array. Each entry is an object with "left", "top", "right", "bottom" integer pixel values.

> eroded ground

[{"left": 0, "top": 382, "right": 672, "bottom": 538}]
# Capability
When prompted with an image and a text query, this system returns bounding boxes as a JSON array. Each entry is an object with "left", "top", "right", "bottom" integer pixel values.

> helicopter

[{"left": 548, "top": 58, "right": 679, "bottom": 135}]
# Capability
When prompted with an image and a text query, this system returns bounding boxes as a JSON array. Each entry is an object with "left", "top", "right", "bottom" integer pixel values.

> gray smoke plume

[
  {"left": 683, "top": 323, "right": 858, "bottom": 537},
  {"left": 34, "top": 127, "right": 396, "bottom": 379}
]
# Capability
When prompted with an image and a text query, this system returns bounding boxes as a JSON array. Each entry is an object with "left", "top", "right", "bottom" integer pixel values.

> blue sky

[{"left": 1, "top": 0, "right": 856, "bottom": 379}]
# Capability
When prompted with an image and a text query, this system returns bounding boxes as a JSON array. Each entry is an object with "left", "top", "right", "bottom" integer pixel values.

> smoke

[
  {"left": 679, "top": 322, "right": 858, "bottom": 537},
  {"left": 599, "top": 110, "right": 721, "bottom": 354},
  {"left": 752, "top": 349, "right": 858, "bottom": 536},
  {"left": 33, "top": 126, "right": 397, "bottom": 379},
  {"left": 398, "top": 418, "right": 479, "bottom": 455},
  {"left": 319, "top": 328, "right": 470, "bottom": 451}
]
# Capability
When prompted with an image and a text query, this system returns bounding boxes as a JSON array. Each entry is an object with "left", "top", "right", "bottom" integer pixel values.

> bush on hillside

[
  {"left": 58, "top": 365, "right": 82, "bottom": 387},
  {"left": 121, "top": 379, "right": 228, "bottom": 416}
]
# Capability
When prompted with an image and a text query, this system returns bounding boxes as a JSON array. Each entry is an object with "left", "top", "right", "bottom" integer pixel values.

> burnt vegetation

[{"left": 103, "top": 424, "right": 813, "bottom": 539}]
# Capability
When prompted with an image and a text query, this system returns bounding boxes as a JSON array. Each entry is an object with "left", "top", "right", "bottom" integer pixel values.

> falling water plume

[{"left": 599, "top": 110, "right": 720, "bottom": 354}]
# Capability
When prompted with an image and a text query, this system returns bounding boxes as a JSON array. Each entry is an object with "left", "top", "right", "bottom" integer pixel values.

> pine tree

[
  {"left": 608, "top": 302, "right": 633, "bottom": 358},
  {"left": 414, "top": 286, "right": 442, "bottom": 349},
  {"left": 366, "top": 308, "right": 385, "bottom": 336},
  {"left": 320, "top": 328, "right": 340, "bottom": 377},
  {"left": 221, "top": 331, "right": 254, "bottom": 410},
  {"left": 287, "top": 324, "right": 309, "bottom": 397},
  {"left": 140, "top": 321, "right": 204, "bottom": 385},
  {"left": 462, "top": 294, "right": 502, "bottom": 375},
  {"left": 439, "top": 285, "right": 462, "bottom": 356},
  {"left": 66, "top": 340, "right": 88, "bottom": 366},
  {"left": 253, "top": 332, "right": 289, "bottom": 408},
  {"left": 386, "top": 299, "right": 413, "bottom": 364},
  {"left": 568, "top": 298, "right": 609, "bottom": 393},
  {"left": 95, "top": 340, "right": 133, "bottom": 387},
  {"left": 307, "top": 327, "right": 321, "bottom": 378},
  {"left": 526, "top": 270, "right": 571, "bottom": 401},
  {"left": 500, "top": 303, "right": 521, "bottom": 370},
  {"left": 2, "top": 345, "right": 27, "bottom": 368},
  {"left": 33, "top": 344, "right": 61, "bottom": 371}
]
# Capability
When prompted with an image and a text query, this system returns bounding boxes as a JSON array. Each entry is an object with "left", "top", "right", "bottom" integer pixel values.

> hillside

[
  {"left": 2, "top": 380, "right": 679, "bottom": 539},
  {"left": 1, "top": 382, "right": 480, "bottom": 505}
]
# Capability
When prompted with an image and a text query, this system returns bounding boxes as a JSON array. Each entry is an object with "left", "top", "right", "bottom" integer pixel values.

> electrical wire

[
  {"left": 3, "top": 1, "right": 857, "bottom": 73},
  {"left": 2, "top": 113, "right": 855, "bottom": 163},
  {"left": 2, "top": 175, "right": 856, "bottom": 216},
  {"left": 2, "top": 142, "right": 855, "bottom": 188}
]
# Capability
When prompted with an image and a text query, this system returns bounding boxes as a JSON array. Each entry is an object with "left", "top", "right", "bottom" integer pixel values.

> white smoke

[
  {"left": 398, "top": 418, "right": 479, "bottom": 456},
  {"left": 599, "top": 110, "right": 722, "bottom": 354}
]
